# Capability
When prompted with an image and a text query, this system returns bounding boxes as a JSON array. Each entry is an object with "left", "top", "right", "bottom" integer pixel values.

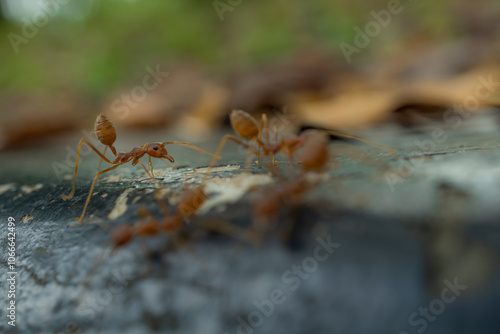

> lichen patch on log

[
  {"left": 107, "top": 188, "right": 135, "bottom": 220},
  {"left": 20, "top": 183, "right": 43, "bottom": 194},
  {"left": 0, "top": 183, "right": 16, "bottom": 195},
  {"left": 200, "top": 172, "right": 273, "bottom": 213}
]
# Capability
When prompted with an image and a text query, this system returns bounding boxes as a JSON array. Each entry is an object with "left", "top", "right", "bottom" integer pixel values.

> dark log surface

[{"left": 1, "top": 117, "right": 500, "bottom": 334}]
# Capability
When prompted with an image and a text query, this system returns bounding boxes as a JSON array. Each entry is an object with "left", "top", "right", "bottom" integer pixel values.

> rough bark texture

[{"left": 1, "top": 119, "right": 500, "bottom": 334}]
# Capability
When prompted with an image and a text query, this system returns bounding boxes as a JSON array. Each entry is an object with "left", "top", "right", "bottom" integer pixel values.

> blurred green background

[
  {"left": 1, "top": 0, "right": 500, "bottom": 152},
  {"left": 2, "top": 0, "right": 497, "bottom": 100}
]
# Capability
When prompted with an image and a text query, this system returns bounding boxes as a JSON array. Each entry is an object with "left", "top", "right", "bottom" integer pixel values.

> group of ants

[{"left": 62, "top": 110, "right": 397, "bottom": 252}]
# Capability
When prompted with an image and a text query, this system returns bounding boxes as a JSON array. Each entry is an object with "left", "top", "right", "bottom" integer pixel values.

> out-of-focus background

[
  {"left": 2, "top": 0, "right": 500, "bottom": 150},
  {"left": 3, "top": 2, "right": 500, "bottom": 334}
]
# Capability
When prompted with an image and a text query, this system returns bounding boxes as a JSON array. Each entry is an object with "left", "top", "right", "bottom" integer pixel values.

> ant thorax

[
  {"left": 265, "top": 143, "right": 281, "bottom": 155},
  {"left": 112, "top": 147, "right": 146, "bottom": 164}
]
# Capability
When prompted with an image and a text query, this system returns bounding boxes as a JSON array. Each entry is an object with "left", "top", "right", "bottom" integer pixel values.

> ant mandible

[{"left": 62, "top": 114, "right": 220, "bottom": 221}]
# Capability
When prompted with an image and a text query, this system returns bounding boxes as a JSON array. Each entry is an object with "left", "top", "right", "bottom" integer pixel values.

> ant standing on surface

[
  {"left": 251, "top": 125, "right": 397, "bottom": 231},
  {"left": 62, "top": 114, "right": 220, "bottom": 221},
  {"left": 64, "top": 110, "right": 397, "bottom": 248},
  {"left": 252, "top": 131, "right": 330, "bottom": 230},
  {"left": 205, "top": 109, "right": 397, "bottom": 176},
  {"left": 112, "top": 183, "right": 260, "bottom": 251},
  {"left": 111, "top": 185, "right": 207, "bottom": 249}
]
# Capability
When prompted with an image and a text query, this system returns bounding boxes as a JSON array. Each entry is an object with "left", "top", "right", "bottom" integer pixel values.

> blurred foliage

[{"left": 0, "top": 0, "right": 499, "bottom": 101}]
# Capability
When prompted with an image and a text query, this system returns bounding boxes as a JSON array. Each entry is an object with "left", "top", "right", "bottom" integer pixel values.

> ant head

[{"left": 146, "top": 143, "right": 175, "bottom": 162}]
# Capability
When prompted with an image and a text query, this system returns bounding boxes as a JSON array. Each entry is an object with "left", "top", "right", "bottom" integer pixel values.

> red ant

[
  {"left": 62, "top": 114, "right": 220, "bottom": 221},
  {"left": 252, "top": 129, "right": 395, "bottom": 230},
  {"left": 252, "top": 131, "right": 330, "bottom": 230},
  {"left": 110, "top": 133, "right": 342, "bottom": 252},
  {"left": 111, "top": 185, "right": 207, "bottom": 248},
  {"left": 76, "top": 185, "right": 210, "bottom": 296},
  {"left": 205, "top": 109, "right": 397, "bottom": 175},
  {"left": 112, "top": 184, "right": 259, "bottom": 250}
]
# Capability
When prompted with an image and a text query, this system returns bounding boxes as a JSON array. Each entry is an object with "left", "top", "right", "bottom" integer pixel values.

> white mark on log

[
  {"left": 200, "top": 172, "right": 273, "bottom": 213},
  {"left": 191, "top": 165, "right": 241, "bottom": 174},
  {"left": 101, "top": 175, "right": 136, "bottom": 183},
  {"left": 21, "top": 214, "right": 34, "bottom": 223},
  {"left": 0, "top": 183, "right": 16, "bottom": 195},
  {"left": 20, "top": 184, "right": 43, "bottom": 194},
  {"left": 107, "top": 188, "right": 135, "bottom": 220}
]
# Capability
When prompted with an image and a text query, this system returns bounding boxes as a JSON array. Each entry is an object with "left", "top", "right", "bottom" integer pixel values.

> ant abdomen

[
  {"left": 298, "top": 132, "right": 329, "bottom": 172},
  {"left": 230, "top": 110, "right": 260, "bottom": 141},
  {"left": 94, "top": 113, "right": 117, "bottom": 155}
]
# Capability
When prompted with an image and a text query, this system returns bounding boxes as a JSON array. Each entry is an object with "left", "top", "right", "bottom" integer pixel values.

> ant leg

[
  {"left": 256, "top": 113, "right": 270, "bottom": 165},
  {"left": 162, "top": 142, "right": 221, "bottom": 159},
  {"left": 96, "top": 146, "right": 108, "bottom": 172},
  {"left": 324, "top": 130, "right": 397, "bottom": 156},
  {"left": 273, "top": 124, "right": 278, "bottom": 165},
  {"left": 204, "top": 134, "right": 258, "bottom": 180},
  {"left": 263, "top": 114, "right": 270, "bottom": 147},
  {"left": 148, "top": 156, "right": 155, "bottom": 177},
  {"left": 62, "top": 139, "right": 115, "bottom": 201},
  {"left": 75, "top": 164, "right": 121, "bottom": 221},
  {"left": 256, "top": 114, "right": 265, "bottom": 165},
  {"left": 137, "top": 161, "right": 162, "bottom": 188}
]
